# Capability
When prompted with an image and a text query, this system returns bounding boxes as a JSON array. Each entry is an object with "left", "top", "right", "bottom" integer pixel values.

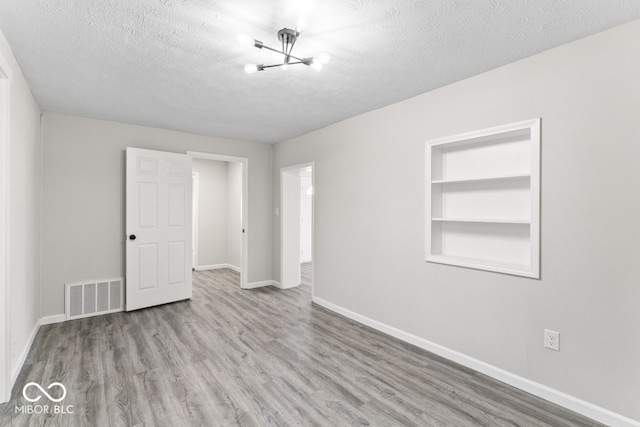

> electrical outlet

[{"left": 544, "top": 329, "right": 560, "bottom": 351}]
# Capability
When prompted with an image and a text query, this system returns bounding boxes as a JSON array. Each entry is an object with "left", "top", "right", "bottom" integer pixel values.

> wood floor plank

[{"left": 0, "top": 266, "right": 605, "bottom": 426}]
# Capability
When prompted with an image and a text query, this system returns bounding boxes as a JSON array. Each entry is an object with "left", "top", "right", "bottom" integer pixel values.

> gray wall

[
  {"left": 190, "top": 159, "right": 242, "bottom": 269},
  {"left": 272, "top": 21, "right": 640, "bottom": 420},
  {"left": 227, "top": 161, "right": 242, "bottom": 269},
  {"left": 193, "top": 159, "right": 228, "bottom": 267},
  {"left": 0, "top": 29, "right": 42, "bottom": 379},
  {"left": 42, "top": 113, "right": 272, "bottom": 317}
]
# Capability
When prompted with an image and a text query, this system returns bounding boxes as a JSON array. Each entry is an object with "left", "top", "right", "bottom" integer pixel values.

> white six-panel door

[{"left": 126, "top": 148, "right": 192, "bottom": 311}]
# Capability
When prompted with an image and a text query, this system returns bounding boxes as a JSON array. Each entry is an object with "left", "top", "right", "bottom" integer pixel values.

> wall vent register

[
  {"left": 425, "top": 119, "right": 541, "bottom": 278},
  {"left": 65, "top": 277, "right": 124, "bottom": 320}
]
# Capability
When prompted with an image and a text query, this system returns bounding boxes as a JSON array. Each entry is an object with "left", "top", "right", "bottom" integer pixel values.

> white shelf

[
  {"left": 432, "top": 218, "right": 530, "bottom": 224},
  {"left": 432, "top": 174, "right": 530, "bottom": 185},
  {"left": 426, "top": 255, "right": 536, "bottom": 278},
  {"left": 426, "top": 118, "right": 541, "bottom": 278}
]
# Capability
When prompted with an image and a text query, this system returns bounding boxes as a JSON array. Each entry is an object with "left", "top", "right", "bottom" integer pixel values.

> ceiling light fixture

[{"left": 239, "top": 20, "right": 329, "bottom": 73}]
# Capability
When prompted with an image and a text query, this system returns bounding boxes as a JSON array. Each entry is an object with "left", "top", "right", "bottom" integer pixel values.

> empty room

[{"left": 0, "top": 1, "right": 639, "bottom": 426}]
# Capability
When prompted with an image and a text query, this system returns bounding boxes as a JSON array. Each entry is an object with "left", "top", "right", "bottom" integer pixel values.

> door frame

[
  {"left": 280, "top": 162, "right": 314, "bottom": 292},
  {"left": 299, "top": 175, "right": 313, "bottom": 263},
  {"left": 0, "top": 49, "right": 12, "bottom": 404},
  {"left": 191, "top": 171, "right": 199, "bottom": 269},
  {"left": 187, "top": 151, "right": 249, "bottom": 289}
]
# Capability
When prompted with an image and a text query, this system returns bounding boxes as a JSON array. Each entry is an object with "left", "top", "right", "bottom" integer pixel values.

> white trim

[
  {"left": 192, "top": 171, "right": 199, "bottom": 269},
  {"left": 427, "top": 118, "right": 540, "bottom": 146},
  {"left": 0, "top": 56, "right": 12, "bottom": 79},
  {"left": 280, "top": 162, "right": 315, "bottom": 294},
  {"left": 195, "top": 263, "right": 240, "bottom": 272},
  {"left": 188, "top": 153, "right": 247, "bottom": 164},
  {"left": 311, "top": 296, "right": 640, "bottom": 427},
  {"left": 7, "top": 313, "right": 67, "bottom": 393},
  {"left": 279, "top": 282, "right": 301, "bottom": 290},
  {"left": 529, "top": 119, "right": 541, "bottom": 277},
  {"left": 299, "top": 176, "right": 313, "bottom": 264},
  {"left": 187, "top": 151, "right": 249, "bottom": 290},
  {"left": 10, "top": 319, "right": 38, "bottom": 384},
  {"left": 244, "top": 280, "right": 282, "bottom": 289},
  {"left": 40, "top": 314, "right": 66, "bottom": 325},
  {"left": 0, "top": 49, "right": 11, "bottom": 404},
  {"left": 245, "top": 280, "right": 274, "bottom": 289},
  {"left": 270, "top": 281, "right": 283, "bottom": 289}
]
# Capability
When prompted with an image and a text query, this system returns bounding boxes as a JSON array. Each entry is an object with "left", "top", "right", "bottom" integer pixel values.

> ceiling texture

[{"left": 0, "top": 0, "right": 638, "bottom": 143}]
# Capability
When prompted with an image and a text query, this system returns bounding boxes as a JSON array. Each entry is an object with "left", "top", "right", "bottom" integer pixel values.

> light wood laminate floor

[{"left": 0, "top": 267, "right": 602, "bottom": 426}]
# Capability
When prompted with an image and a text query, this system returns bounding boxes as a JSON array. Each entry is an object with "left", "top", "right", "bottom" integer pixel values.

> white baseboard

[
  {"left": 267, "top": 281, "right": 300, "bottom": 290},
  {"left": 195, "top": 264, "right": 240, "bottom": 272},
  {"left": 10, "top": 319, "right": 40, "bottom": 384},
  {"left": 271, "top": 281, "right": 302, "bottom": 290},
  {"left": 312, "top": 296, "right": 640, "bottom": 427},
  {"left": 244, "top": 280, "right": 275, "bottom": 289},
  {"left": 40, "top": 314, "right": 66, "bottom": 325},
  {"left": 10, "top": 313, "right": 67, "bottom": 386}
]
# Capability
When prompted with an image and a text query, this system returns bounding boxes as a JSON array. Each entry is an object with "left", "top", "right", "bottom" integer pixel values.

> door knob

[{"left": 129, "top": 234, "right": 136, "bottom": 240}]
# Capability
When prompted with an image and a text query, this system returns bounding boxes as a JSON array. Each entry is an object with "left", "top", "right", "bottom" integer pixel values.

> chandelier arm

[
  {"left": 261, "top": 60, "right": 310, "bottom": 69},
  {"left": 288, "top": 37, "right": 297, "bottom": 58},
  {"left": 258, "top": 44, "right": 307, "bottom": 63}
]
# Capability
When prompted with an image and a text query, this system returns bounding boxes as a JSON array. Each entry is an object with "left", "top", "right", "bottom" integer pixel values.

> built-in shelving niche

[{"left": 426, "top": 118, "right": 541, "bottom": 278}]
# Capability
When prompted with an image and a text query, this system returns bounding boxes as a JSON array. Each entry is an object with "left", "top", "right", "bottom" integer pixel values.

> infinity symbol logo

[{"left": 22, "top": 382, "right": 67, "bottom": 403}]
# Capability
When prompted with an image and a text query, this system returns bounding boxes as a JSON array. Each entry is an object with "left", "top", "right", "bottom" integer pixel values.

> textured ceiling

[{"left": 0, "top": 1, "right": 638, "bottom": 143}]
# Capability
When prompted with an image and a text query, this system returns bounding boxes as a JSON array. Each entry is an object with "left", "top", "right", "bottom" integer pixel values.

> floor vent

[{"left": 65, "top": 277, "right": 124, "bottom": 320}]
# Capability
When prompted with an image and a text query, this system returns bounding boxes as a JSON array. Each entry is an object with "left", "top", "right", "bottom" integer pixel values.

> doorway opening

[
  {"left": 188, "top": 152, "right": 248, "bottom": 289},
  {"left": 281, "top": 163, "right": 314, "bottom": 293}
]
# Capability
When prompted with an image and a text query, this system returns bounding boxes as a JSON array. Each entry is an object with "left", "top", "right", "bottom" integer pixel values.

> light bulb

[
  {"left": 281, "top": 63, "right": 289, "bottom": 71},
  {"left": 314, "top": 52, "right": 330, "bottom": 65},
  {"left": 296, "top": 17, "right": 307, "bottom": 32},
  {"left": 244, "top": 64, "right": 258, "bottom": 74},
  {"left": 311, "top": 62, "right": 323, "bottom": 71},
  {"left": 237, "top": 34, "right": 254, "bottom": 47}
]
